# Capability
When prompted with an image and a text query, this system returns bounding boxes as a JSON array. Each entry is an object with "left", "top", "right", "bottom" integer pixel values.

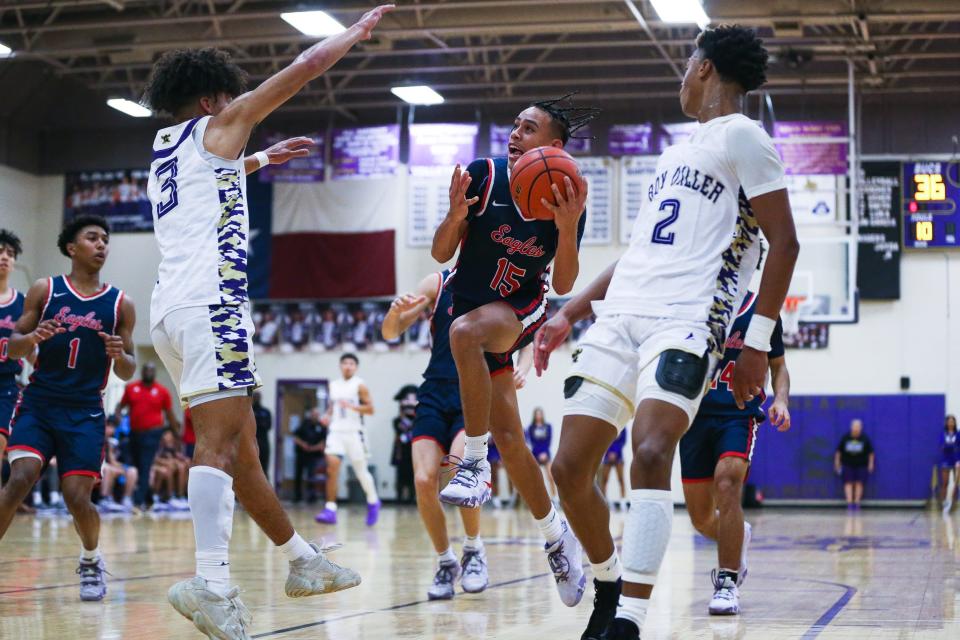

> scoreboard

[{"left": 902, "top": 160, "right": 960, "bottom": 248}]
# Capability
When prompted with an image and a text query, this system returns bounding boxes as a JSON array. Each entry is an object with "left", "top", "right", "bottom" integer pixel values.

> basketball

[{"left": 509, "top": 146, "right": 582, "bottom": 221}]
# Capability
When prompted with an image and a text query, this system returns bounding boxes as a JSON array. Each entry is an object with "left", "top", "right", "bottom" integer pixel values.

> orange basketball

[{"left": 509, "top": 146, "right": 582, "bottom": 221}]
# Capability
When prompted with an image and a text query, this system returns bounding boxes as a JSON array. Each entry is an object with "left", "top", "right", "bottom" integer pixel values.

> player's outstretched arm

[
  {"left": 432, "top": 164, "right": 477, "bottom": 262},
  {"left": 539, "top": 175, "right": 589, "bottom": 294},
  {"left": 513, "top": 343, "right": 534, "bottom": 389},
  {"left": 767, "top": 355, "right": 791, "bottom": 432},
  {"left": 355, "top": 384, "right": 374, "bottom": 416},
  {"left": 9, "top": 278, "right": 64, "bottom": 359},
  {"left": 381, "top": 273, "right": 438, "bottom": 340},
  {"left": 244, "top": 136, "right": 315, "bottom": 175},
  {"left": 205, "top": 5, "right": 394, "bottom": 160},
  {"left": 100, "top": 295, "right": 137, "bottom": 380}
]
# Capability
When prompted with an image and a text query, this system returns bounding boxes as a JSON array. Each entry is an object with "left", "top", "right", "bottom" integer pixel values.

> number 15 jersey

[
  {"left": 596, "top": 114, "right": 786, "bottom": 356},
  {"left": 148, "top": 115, "right": 249, "bottom": 329}
]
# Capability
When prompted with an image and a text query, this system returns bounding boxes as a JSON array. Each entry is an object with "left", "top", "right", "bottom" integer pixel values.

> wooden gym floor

[{"left": 0, "top": 504, "right": 958, "bottom": 639}]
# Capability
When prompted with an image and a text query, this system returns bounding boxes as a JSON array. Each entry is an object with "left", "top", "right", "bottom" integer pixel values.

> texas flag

[{"left": 246, "top": 178, "right": 397, "bottom": 299}]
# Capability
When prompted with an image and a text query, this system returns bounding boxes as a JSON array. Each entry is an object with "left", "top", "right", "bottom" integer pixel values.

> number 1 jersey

[{"left": 148, "top": 115, "right": 249, "bottom": 329}]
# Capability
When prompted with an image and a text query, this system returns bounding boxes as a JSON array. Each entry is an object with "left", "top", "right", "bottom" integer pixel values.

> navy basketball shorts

[
  {"left": 0, "top": 385, "right": 18, "bottom": 439},
  {"left": 452, "top": 294, "right": 548, "bottom": 377},
  {"left": 679, "top": 414, "right": 759, "bottom": 482},
  {"left": 7, "top": 400, "right": 107, "bottom": 479},
  {"left": 412, "top": 379, "right": 465, "bottom": 453}
]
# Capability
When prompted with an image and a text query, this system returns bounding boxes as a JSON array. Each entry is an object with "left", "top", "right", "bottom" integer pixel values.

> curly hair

[
  {"left": 58, "top": 215, "right": 110, "bottom": 258},
  {"left": 0, "top": 228, "right": 22, "bottom": 258},
  {"left": 142, "top": 48, "right": 248, "bottom": 116},
  {"left": 530, "top": 92, "right": 602, "bottom": 145},
  {"left": 696, "top": 25, "right": 769, "bottom": 93}
]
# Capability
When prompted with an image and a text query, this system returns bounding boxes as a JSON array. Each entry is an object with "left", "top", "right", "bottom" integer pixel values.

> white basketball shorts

[{"left": 325, "top": 429, "right": 370, "bottom": 464}]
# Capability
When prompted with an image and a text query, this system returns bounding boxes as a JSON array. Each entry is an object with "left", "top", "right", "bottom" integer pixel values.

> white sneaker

[
  {"left": 460, "top": 546, "right": 489, "bottom": 593},
  {"left": 738, "top": 522, "right": 751, "bottom": 586},
  {"left": 439, "top": 457, "right": 492, "bottom": 508},
  {"left": 167, "top": 576, "right": 252, "bottom": 639},
  {"left": 151, "top": 500, "right": 173, "bottom": 513},
  {"left": 427, "top": 558, "right": 460, "bottom": 600},
  {"left": 708, "top": 570, "right": 741, "bottom": 615},
  {"left": 544, "top": 520, "right": 586, "bottom": 607},
  {"left": 285, "top": 542, "right": 361, "bottom": 597},
  {"left": 170, "top": 497, "right": 191, "bottom": 512}
]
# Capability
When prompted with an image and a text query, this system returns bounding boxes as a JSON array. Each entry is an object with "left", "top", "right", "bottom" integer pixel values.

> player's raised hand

[
  {"left": 731, "top": 348, "right": 766, "bottom": 410},
  {"left": 263, "top": 136, "right": 314, "bottom": 166},
  {"left": 533, "top": 313, "right": 572, "bottom": 376},
  {"left": 769, "top": 399, "right": 791, "bottom": 432},
  {"left": 540, "top": 175, "right": 589, "bottom": 234},
  {"left": 98, "top": 332, "right": 126, "bottom": 360},
  {"left": 448, "top": 164, "right": 479, "bottom": 220},
  {"left": 31, "top": 319, "right": 64, "bottom": 344},
  {"left": 353, "top": 4, "right": 395, "bottom": 40},
  {"left": 390, "top": 293, "right": 427, "bottom": 314},
  {"left": 513, "top": 368, "right": 527, "bottom": 389}
]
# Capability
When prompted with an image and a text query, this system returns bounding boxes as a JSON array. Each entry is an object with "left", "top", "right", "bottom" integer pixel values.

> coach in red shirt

[{"left": 115, "top": 362, "right": 179, "bottom": 506}]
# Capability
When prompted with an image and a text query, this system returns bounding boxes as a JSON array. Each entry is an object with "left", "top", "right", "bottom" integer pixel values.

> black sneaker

[
  {"left": 581, "top": 578, "right": 622, "bottom": 639},
  {"left": 599, "top": 618, "right": 640, "bottom": 640}
]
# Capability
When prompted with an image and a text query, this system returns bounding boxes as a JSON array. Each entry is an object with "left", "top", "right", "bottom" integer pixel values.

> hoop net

[{"left": 782, "top": 296, "right": 806, "bottom": 335}]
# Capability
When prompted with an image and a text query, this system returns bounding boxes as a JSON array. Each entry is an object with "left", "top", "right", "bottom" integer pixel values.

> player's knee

[
  {"left": 448, "top": 316, "right": 482, "bottom": 351},
  {"left": 714, "top": 472, "right": 743, "bottom": 501},
  {"left": 62, "top": 484, "right": 93, "bottom": 510},
  {"left": 414, "top": 468, "right": 439, "bottom": 494},
  {"left": 5, "top": 466, "right": 39, "bottom": 500},
  {"left": 551, "top": 454, "right": 586, "bottom": 493},
  {"left": 632, "top": 439, "right": 673, "bottom": 474}
]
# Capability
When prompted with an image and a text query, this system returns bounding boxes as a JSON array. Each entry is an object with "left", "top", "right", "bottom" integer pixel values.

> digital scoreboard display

[{"left": 902, "top": 161, "right": 960, "bottom": 248}]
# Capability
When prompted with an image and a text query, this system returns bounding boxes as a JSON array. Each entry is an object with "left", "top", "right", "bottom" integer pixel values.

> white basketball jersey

[
  {"left": 329, "top": 376, "right": 365, "bottom": 432},
  {"left": 595, "top": 113, "right": 786, "bottom": 354},
  {"left": 147, "top": 115, "right": 249, "bottom": 328}
]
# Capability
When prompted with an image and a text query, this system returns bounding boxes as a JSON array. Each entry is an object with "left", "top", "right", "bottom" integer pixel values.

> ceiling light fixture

[
  {"left": 390, "top": 85, "right": 445, "bottom": 105},
  {"left": 649, "top": 0, "right": 710, "bottom": 29},
  {"left": 280, "top": 10, "right": 346, "bottom": 37},
  {"left": 107, "top": 98, "right": 152, "bottom": 118}
]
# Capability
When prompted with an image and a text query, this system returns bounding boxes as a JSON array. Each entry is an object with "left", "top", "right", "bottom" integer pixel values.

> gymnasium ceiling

[{"left": 0, "top": 0, "right": 959, "bottom": 128}]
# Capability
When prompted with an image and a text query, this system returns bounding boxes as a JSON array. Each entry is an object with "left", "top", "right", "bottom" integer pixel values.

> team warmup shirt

[
  {"left": 422, "top": 269, "right": 458, "bottom": 381},
  {"left": 698, "top": 292, "right": 785, "bottom": 421},
  {"left": 595, "top": 114, "right": 786, "bottom": 354},
  {"left": 837, "top": 434, "right": 874, "bottom": 468},
  {"left": 453, "top": 157, "right": 587, "bottom": 312},
  {"left": 0, "top": 288, "right": 25, "bottom": 387},
  {"left": 328, "top": 376, "right": 366, "bottom": 433},
  {"left": 148, "top": 115, "right": 249, "bottom": 327},
  {"left": 24, "top": 275, "right": 122, "bottom": 407}
]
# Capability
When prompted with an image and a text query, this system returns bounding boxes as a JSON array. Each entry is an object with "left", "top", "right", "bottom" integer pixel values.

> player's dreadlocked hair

[
  {"left": 58, "top": 215, "right": 110, "bottom": 258},
  {"left": 0, "top": 229, "right": 22, "bottom": 258},
  {"left": 142, "top": 48, "right": 248, "bottom": 117},
  {"left": 695, "top": 25, "right": 769, "bottom": 93},
  {"left": 530, "top": 92, "right": 602, "bottom": 144}
]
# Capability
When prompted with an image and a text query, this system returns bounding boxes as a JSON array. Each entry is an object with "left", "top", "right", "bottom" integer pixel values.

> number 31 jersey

[
  {"left": 596, "top": 114, "right": 786, "bottom": 355},
  {"left": 148, "top": 115, "right": 249, "bottom": 329}
]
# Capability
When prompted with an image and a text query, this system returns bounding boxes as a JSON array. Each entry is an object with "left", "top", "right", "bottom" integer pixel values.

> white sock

[
  {"left": 279, "top": 532, "right": 317, "bottom": 563},
  {"left": 617, "top": 595, "right": 649, "bottom": 629},
  {"left": 463, "top": 535, "right": 483, "bottom": 551},
  {"left": 464, "top": 433, "right": 489, "bottom": 460},
  {"left": 535, "top": 506, "right": 566, "bottom": 544},
  {"left": 325, "top": 501, "right": 338, "bottom": 511},
  {"left": 438, "top": 547, "right": 456, "bottom": 564},
  {"left": 591, "top": 550, "right": 622, "bottom": 583},
  {"left": 621, "top": 488, "right": 673, "bottom": 585},
  {"left": 351, "top": 460, "right": 379, "bottom": 503},
  {"left": 80, "top": 546, "right": 99, "bottom": 562},
  {"left": 189, "top": 466, "right": 235, "bottom": 597}
]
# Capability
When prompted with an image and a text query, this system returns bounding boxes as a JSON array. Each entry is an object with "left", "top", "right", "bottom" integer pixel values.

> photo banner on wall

[
  {"left": 258, "top": 132, "right": 325, "bottom": 183},
  {"left": 658, "top": 122, "right": 699, "bottom": 151},
  {"left": 489, "top": 124, "right": 593, "bottom": 156},
  {"left": 773, "top": 121, "right": 848, "bottom": 175},
  {"left": 578, "top": 157, "right": 613, "bottom": 245},
  {"left": 608, "top": 124, "right": 653, "bottom": 156},
  {"left": 619, "top": 156, "right": 660, "bottom": 244},
  {"left": 331, "top": 125, "right": 400, "bottom": 180},
  {"left": 63, "top": 169, "right": 152, "bottom": 232}
]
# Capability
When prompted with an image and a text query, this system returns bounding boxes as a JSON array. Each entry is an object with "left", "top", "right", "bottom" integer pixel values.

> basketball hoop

[{"left": 782, "top": 296, "right": 806, "bottom": 335}]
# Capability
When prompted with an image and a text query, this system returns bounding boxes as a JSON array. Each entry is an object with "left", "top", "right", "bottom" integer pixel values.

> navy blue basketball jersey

[
  {"left": 452, "top": 157, "right": 587, "bottom": 311},
  {"left": 0, "top": 289, "right": 25, "bottom": 384},
  {"left": 25, "top": 276, "right": 122, "bottom": 407},
  {"left": 699, "top": 292, "right": 784, "bottom": 420},
  {"left": 422, "top": 269, "right": 458, "bottom": 381}
]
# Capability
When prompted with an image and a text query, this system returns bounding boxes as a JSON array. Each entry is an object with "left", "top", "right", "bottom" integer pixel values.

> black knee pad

[
  {"left": 655, "top": 349, "right": 709, "bottom": 400},
  {"left": 563, "top": 376, "right": 585, "bottom": 399}
]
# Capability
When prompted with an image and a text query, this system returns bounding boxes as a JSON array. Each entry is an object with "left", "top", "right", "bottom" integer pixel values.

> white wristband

[
  {"left": 743, "top": 314, "right": 776, "bottom": 352},
  {"left": 254, "top": 151, "right": 270, "bottom": 169}
]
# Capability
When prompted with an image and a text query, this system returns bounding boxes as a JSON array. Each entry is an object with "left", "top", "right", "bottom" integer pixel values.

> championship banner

[{"left": 331, "top": 125, "right": 400, "bottom": 180}]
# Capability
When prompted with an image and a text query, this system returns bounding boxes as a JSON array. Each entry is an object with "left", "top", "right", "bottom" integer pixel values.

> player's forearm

[
  {"left": 381, "top": 307, "right": 420, "bottom": 341},
  {"left": 431, "top": 215, "right": 467, "bottom": 262},
  {"left": 355, "top": 403, "right": 374, "bottom": 416},
  {"left": 113, "top": 353, "right": 137, "bottom": 380},
  {"left": 551, "top": 231, "right": 580, "bottom": 295},
  {"left": 244, "top": 154, "right": 262, "bottom": 176},
  {"left": 8, "top": 331, "right": 38, "bottom": 360},
  {"left": 559, "top": 260, "right": 618, "bottom": 324},
  {"left": 770, "top": 360, "right": 791, "bottom": 405},
  {"left": 753, "top": 232, "right": 800, "bottom": 321}
]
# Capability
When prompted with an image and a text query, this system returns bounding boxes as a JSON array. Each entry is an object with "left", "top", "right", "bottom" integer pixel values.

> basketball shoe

[
  {"left": 78, "top": 557, "right": 108, "bottom": 601},
  {"left": 168, "top": 576, "right": 252, "bottom": 639},
  {"left": 427, "top": 558, "right": 461, "bottom": 600},
  {"left": 460, "top": 547, "right": 489, "bottom": 593},
  {"left": 315, "top": 507, "right": 337, "bottom": 524},
  {"left": 708, "top": 569, "right": 740, "bottom": 615},
  {"left": 439, "top": 456, "right": 492, "bottom": 508},
  {"left": 599, "top": 618, "right": 640, "bottom": 640},
  {"left": 545, "top": 520, "right": 586, "bottom": 606},
  {"left": 581, "top": 578, "right": 621, "bottom": 640},
  {"left": 285, "top": 542, "right": 361, "bottom": 597}
]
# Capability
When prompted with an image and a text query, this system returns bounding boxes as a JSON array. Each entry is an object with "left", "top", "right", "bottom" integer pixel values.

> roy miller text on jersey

[
  {"left": 490, "top": 225, "right": 546, "bottom": 258},
  {"left": 648, "top": 165, "right": 726, "bottom": 203},
  {"left": 53, "top": 307, "right": 104, "bottom": 332}
]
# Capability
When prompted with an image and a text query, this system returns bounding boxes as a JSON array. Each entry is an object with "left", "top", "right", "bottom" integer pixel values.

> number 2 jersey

[
  {"left": 698, "top": 292, "right": 784, "bottom": 421},
  {"left": 24, "top": 275, "right": 123, "bottom": 408},
  {"left": 453, "top": 157, "right": 586, "bottom": 313},
  {"left": 147, "top": 115, "right": 249, "bottom": 328},
  {"left": 595, "top": 114, "right": 786, "bottom": 355}
]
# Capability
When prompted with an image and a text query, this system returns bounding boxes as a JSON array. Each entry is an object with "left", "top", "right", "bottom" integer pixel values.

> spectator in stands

[
  {"left": 292, "top": 408, "right": 326, "bottom": 504},
  {"left": 115, "top": 362, "right": 179, "bottom": 508},
  {"left": 99, "top": 417, "right": 137, "bottom": 513},
  {"left": 834, "top": 418, "right": 875, "bottom": 509},
  {"left": 253, "top": 393, "right": 273, "bottom": 479},
  {"left": 939, "top": 414, "right": 959, "bottom": 512},
  {"left": 149, "top": 429, "right": 190, "bottom": 512},
  {"left": 392, "top": 385, "right": 418, "bottom": 504}
]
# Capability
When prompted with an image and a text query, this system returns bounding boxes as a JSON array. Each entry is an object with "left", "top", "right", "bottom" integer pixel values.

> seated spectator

[
  {"left": 99, "top": 418, "right": 138, "bottom": 513},
  {"left": 150, "top": 429, "right": 190, "bottom": 512}
]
